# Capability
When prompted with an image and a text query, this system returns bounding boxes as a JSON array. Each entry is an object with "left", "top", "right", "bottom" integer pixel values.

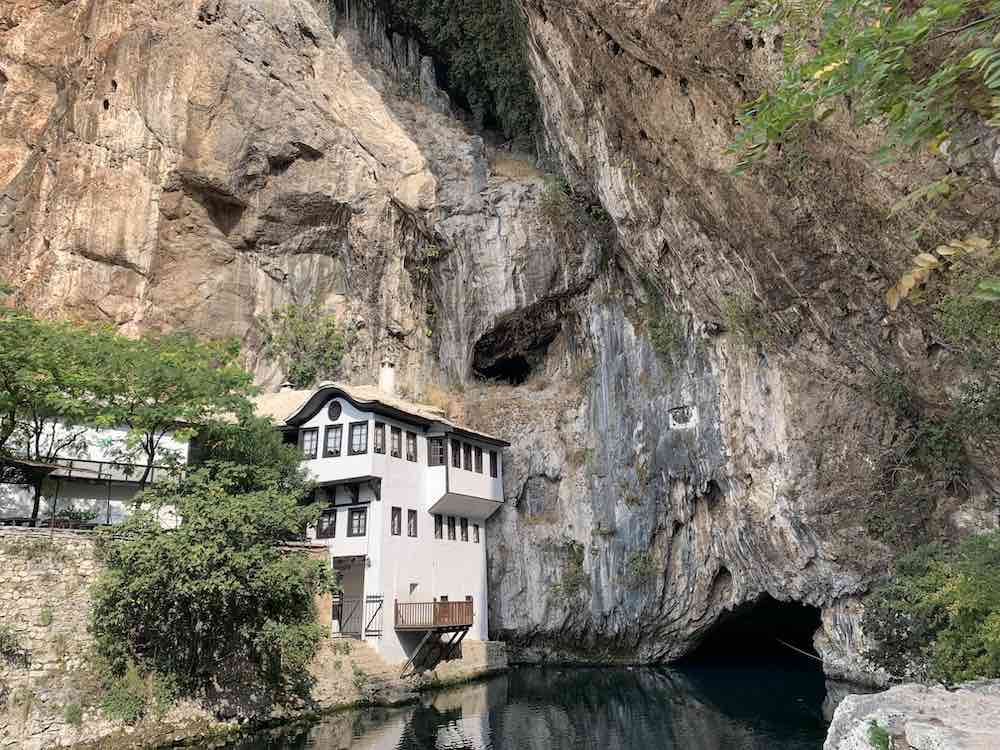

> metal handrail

[{"left": 48, "top": 457, "right": 173, "bottom": 483}]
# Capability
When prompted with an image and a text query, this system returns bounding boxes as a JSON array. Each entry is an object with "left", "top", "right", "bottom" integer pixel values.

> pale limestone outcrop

[
  {"left": 2, "top": 0, "right": 998, "bottom": 695},
  {"left": 824, "top": 681, "right": 1000, "bottom": 750}
]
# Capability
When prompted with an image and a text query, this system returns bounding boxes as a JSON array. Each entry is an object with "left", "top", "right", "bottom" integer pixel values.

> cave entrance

[
  {"left": 681, "top": 595, "right": 823, "bottom": 669},
  {"left": 477, "top": 355, "right": 533, "bottom": 385}
]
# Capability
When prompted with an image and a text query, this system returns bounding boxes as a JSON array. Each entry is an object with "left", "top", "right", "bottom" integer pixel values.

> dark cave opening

[
  {"left": 477, "top": 355, "right": 533, "bottom": 386},
  {"left": 681, "top": 595, "right": 823, "bottom": 670}
]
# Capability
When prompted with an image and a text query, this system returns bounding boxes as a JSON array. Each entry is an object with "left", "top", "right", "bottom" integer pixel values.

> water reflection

[{"left": 212, "top": 664, "right": 831, "bottom": 750}]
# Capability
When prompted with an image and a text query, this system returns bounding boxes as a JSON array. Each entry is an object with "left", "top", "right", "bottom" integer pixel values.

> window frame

[
  {"left": 489, "top": 450, "right": 498, "bottom": 478},
  {"left": 405, "top": 431, "right": 418, "bottom": 462},
  {"left": 347, "top": 508, "right": 367, "bottom": 537},
  {"left": 323, "top": 424, "right": 342, "bottom": 458},
  {"left": 463, "top": 443, "right": 473, "bottom": 470},
  {"left": 316, "top": 508, "right": 336, "bottom": 539},
  {"left": 407, "top": 509, "right": 417, "bottom": 537},
  {"left": 299, "top": 427, "right": 319, "bottom": 460},
  {"left": 428, "top": 437, "right": 446, "bottom": 466},
  {"left": 348, "top": 421, "right": 369, "bottom": 456},
  {"left": 390, "top": 506, "right": 402, "bottom": 536},
  {"left": 434, "top": 514, "right": 443, "bottom": 539},
  {"left": 474, "top": 446, "right": 483, "bottom": 473},
  {"left": 447, "top": 516, "right": 456, "bottom": 541},
  {"left": 473, "top": 524, "right": 480, "bottom": 543},
  {"left": 391, "top": 426, "right": 403, "bottom": 458},
  {"left": 460, "top": 517, "right": 469, "bottom": 542},
  {"left": 374, "top": 422, "right": 386, "bottom": 454},
  {"left": 451, "top": 439, "right": 461, "bottom": 468}
]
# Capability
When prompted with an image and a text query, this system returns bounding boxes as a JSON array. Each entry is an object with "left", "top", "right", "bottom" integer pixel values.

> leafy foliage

[
  {"left": 63, "top": 702, "right": 83, "bottom": 727},
  {"left": 90, "top": 440, "right": 337, "bottom": 699},
  {"left": 886, "top": 235, "right": 999, "bottom": 310},
  {"left": 716, "top": 0, "right": 1000, "bottom": 172},
  {"left": 626, "top": 552, "right": 657, "bottom": 585},
  {"left": 551, "top": 540, "right": 588, "bottom": 600},
  {"left": 648, "top": 307, "right": 685, "bottom": 364},
  {"left": 867, "top": 720, "right": 891, "bottom": 750},
  {"left": 259, "top": 298, "right": 346, "bottom": 388},
  {"left": 380, "top": 0, "right": 538, "bottom": 138},
  {"left": 863, "top": 532, "right": 1000, "bottom": 683}
]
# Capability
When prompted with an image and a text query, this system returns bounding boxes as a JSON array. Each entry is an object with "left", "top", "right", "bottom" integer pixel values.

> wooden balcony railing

[{"left": 394, "top": 600, "right": 473, "bottom": 630}]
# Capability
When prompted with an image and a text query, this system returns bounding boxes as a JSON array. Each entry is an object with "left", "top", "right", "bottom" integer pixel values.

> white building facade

[{"left": 255, "top": 381, "right": 508, "bottom": 665}]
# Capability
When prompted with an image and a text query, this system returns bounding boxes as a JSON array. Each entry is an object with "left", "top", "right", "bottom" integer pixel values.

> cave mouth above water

[{"left": 680, "top": 595, "right": 823, "bottom": 669}]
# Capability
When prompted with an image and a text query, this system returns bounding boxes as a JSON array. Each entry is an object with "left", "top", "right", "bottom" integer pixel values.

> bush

[
  {"left": 90, "top": 458, "right": 338, "bottom": 700},
  {"left": 626, "top": 552, "right": 656, "bottom": 585},
  {"left": 867, "top": 720, "right": 891, "bottom": 750},
  {"left": 551, "top": 540, "right": 588, "bottom": 601},
  {"left": 0, "top": 625, "right": 28, "bottom": 668},
  {"left": 259, "top": 298, "right": 346, "bottom": 388},
  {"left": 38, "top": 608, "right": 53, "bottom": 628},
  {"left": 863, "top": 532, "right": 1000, "bottom": 683},
  {"left": 100, "top": 663, "right": 147, "bottom": 724},
  {"left": 63, "top": 702, "right": 83, "bottom": 727},
  {"left": 538, "top": 176, "right": 573, "bottom": 224},
  {"left": 648, "top": 307, "right": 685, "bottom": 364}
]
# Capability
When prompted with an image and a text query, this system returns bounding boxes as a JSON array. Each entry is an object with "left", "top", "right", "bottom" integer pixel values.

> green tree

[
  {"left": 0, "top": 311, "right": 107, "bottom": 521},
  {"left": 90, "top": 453, "right": 336, "bottom": 703},
  {"left": 95, "top": 331, "right": 256, "bottom": 486},
  {"left": 259, "top": 299, "right": 346, "bottom": 388}
]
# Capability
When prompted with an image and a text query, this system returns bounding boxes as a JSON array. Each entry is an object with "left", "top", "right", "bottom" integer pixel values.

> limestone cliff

[{"left": 2, "top": 0, "right": 998, "bottom": 685}]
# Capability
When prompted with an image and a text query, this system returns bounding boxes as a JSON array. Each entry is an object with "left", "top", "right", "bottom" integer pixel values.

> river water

[{"left": 204, "top": 659, "right": 839, "bottom": 750}]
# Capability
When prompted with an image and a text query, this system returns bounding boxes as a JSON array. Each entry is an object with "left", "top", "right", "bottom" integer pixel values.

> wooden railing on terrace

[{"left": 394, "top": 600, "right": 473, "bottom": 630}]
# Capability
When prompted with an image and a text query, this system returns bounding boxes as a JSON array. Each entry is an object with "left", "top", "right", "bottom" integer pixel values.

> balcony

[{"left": 394, "top": 600, "right": 474, "bottom": 631}]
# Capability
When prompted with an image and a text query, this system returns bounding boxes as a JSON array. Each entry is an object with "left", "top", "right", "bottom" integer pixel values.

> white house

[
  {"left": 0, "top": 425, "right": 189, "bottom": 527},
  {"left": 253, "top": 368, "right": 509, "bottom": 667}
]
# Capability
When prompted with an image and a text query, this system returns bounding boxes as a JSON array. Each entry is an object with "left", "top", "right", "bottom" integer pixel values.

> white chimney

[{"left": 379, "top": 360, "right": 396, "bottom": 396}]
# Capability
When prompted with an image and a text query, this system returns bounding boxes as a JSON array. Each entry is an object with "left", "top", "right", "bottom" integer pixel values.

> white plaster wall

[{"left": 446, "top": 440, "right": 502, "bottom": 501}]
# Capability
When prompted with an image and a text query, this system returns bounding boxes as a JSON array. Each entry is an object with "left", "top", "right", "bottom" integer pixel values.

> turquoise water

[{"left": 205, "top": 661, "right": 834, "bottom": 750}]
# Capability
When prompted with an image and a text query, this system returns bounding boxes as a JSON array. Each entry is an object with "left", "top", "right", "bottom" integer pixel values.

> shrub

[
  {"left": 38, "top": 608, "right": 53, "bottom": 628},
  {"left": 63, "top": 702, "right": 83, "bottom": 727},
  {"left": 90, "top": 458, "right": 338, "bottom": 700},
  {"left": 538, "top": 176, "right": 573, "bottom": 225},
  {"left": 100, "top": 663, "right": 147, "bottom": 724},
  {"left": 551, "top": 540, "right": 588, "bottom": 601},
  {"left": 721, "top": 295, "right": 774, "bottom": 348},
  {"left": 648, "top": 307, "right": 685, "bottom": 364},
  {"left": 259, "top": 297, "right": 346, "bottom": 388},
  {"left": 626, "top": 552, "right": 656, "bottom": 585},
  {"left": 863, "top": 532, "right": 1000, "bottom": 683},
  {"left": 0, "top": 625, "right": 28, "bottom": 668},
  {"left": 867, "top": 720, "right": 891, "bottom": 750}
]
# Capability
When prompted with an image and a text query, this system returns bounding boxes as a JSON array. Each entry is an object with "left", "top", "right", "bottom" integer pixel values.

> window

[
  {"left": 316, "top": 509, "right": 336, "bottom": 539},
  {"left": 474, "top": 446, "right": 483, "bottom": 473},
  {"left": 391, "top": 506, "right": 402, "bottom": 536},
  {"left": 463, "top": 443, "right": 472, "bottom": 470},
  {"left": 406, "top": 431, "right": 417, "bottom": 462},
  {"left": 489, "top": 450, "right": 498, "bottom": 478},
  {"left": 391, "top": 427, "right": 402, "bottom": 458},
  {"left": 299, "top": 428, "right": 318, "bottom": 459},
  {"left": 473, "top": 524, "right": 480, "bottom": 543},
  {"left": 460, "top": 517, "right": 469, "bottom": 541},
  {"left": 447, "top": 516, "right": 456, "bottom": 540},
  {"left": 428, "top": 437, "right": 446, "bottom": 466},
  {"left": 348, "top": 508, "right": 367, "bottom": 537},
  {"left": 374, "top": 422, "right": 386, "bottom": 454},
  {"left": 407, "top": 509, "right": 417, "bottom": 537},
  {"left": 323, "top": 425, "right": 342, "bottom": 458},
  {"left": 451, "top": 439, "right": 461, "bottom": 468},
  {"left": 349, "top": 422, "right": 368, "bottom": 455},
  {"left": 434, "top": 514, "right": 443, "bottom": 539}
]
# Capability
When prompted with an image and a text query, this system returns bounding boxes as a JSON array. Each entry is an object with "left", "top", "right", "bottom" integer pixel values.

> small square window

[
  {"left": 489, "top": 450, "right": 498, "bottom": 478},
  {"left": 474, "top": 446, "right": 483, "bottom": 473},
  {"left": 348, "top": 508, "right": 367, "bottom": 537},
  {"left": 300, "top": 428, "right": 319, "bottom": 459},
  {"left": 434, "top": 514, "right": 443, "bottom": 539},
  {"left": 391, "top": 506, "right": 402, "bottom": 536},
  {"left": 374, "top": 422, "right": 386, "bottom": 454},
  {"left": 463, "top": 443, "right": 472, "bottom": 470},
  {"left": 317, "top": 509, "right": 336, "bottom": 539},
  {"left": 391, "top": 427, "right": 403, "bottom": 458},
  {"left": 451, "top": 439, "right": 461, "bottom": 468},
  {"left": 460, "top": 517, "right": 469, "bottom": 542},
  {"left": 324, "top": 425, "right": 342, "bottom": 458},
  {"left": 407, "top": 509, "right": 417, "bottom": 537},
  {"left": 473, "top": 524, "right": 480, "bottom": 543},
  {"left": 349, "top": 422, "right": 368, "bottom": 455},
  {"left": 406, "top": 431, "right": 418, "bottom": 462},
  {"left": 447, "top": 516, "right": 456, "bottom": 541}
]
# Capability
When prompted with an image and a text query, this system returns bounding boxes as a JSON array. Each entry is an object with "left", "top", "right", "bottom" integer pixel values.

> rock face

[
  {"left": 2, "top": 0, "right": 998, "bottom": 683},
  {"left": 825, "top": 681, "right": 1000, "bottom": 750}
]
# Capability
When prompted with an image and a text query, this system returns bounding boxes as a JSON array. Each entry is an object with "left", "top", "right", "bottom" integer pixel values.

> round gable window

[{"left": 327, "top": 400, "right": 342, "bottom": 421}]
